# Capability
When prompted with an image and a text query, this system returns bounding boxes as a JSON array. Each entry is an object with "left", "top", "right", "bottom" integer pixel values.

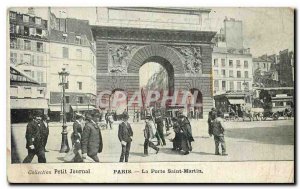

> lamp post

[{"left": 58, "top": 68, "right": 70, "bottom": 153}]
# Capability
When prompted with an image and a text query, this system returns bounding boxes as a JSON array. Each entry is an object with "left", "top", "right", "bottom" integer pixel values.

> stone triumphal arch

[{"left": 92, "top": 26, "right": 216, "bottom": 117}]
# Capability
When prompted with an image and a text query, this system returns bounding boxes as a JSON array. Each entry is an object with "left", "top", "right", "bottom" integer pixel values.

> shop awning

[
  {"left": 49, "top": 105, "right": 71, "bottom": 113},
  {"left": 228, "top": 99, "right": 245, "bottom": 105},
  {"left": 71, "top": 105, "right": 97, "bottom": 111},
  {"left": 10, "top": 98, "right": 48, "bottom": 109}
]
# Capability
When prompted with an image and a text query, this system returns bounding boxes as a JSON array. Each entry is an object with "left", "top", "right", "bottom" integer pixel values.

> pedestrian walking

[
  {"left": 81, "top": 114, "right": 103, "bottom": 162},
  {"left": 41, "top": 114, "right": 50, "bottom": 152},
  {"left": 118, "top": 113, "right": 133, "bottom": 162},
  {"left": 178, "top": 113, "right": 194, "bottom": 155},
  {"left": 210, "top": 111, "right": 228, "bottom": 156},
  {"left": 171, "top": 117, "right": 182, "bottom": 151},
  {"left": 208, "top": 108, "right": 216, "bottom": 136},
  {"left": 71, "top": 113, "right": 84, "bottom": 162},
  {"left": 143, "top": 115, "right": 159, "bottom": 156},
  {"left": 153, "top": 108, "right": 166, "bottom": 146},
  {"left": 23, "top": 112, "right": 46, "bottom": 163}
]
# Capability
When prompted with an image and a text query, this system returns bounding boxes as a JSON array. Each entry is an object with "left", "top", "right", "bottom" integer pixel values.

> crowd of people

[{"left": 22, "top": 107, "right": 228, "bottom": 163}]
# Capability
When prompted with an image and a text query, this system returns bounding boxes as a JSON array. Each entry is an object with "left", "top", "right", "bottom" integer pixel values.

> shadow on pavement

[{"left": 226, "top": 125, "right": 294, "bottom": 145}]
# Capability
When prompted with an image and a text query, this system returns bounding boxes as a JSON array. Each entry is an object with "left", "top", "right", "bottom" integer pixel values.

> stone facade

[{"left": 92, "top": 26, "right": 215, "bottom": 117}]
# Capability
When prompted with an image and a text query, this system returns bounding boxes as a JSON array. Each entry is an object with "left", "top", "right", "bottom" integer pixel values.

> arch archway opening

[
  {"left": 187, "top": 88, "right": 203, "bottom": 119},
  {"left": 139, "top": 56, "right": 175, "bottom": 109}
]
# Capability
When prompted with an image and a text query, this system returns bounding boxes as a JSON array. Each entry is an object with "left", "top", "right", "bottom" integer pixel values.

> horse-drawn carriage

[{"left": 261, "top": 95, "right": 293, "bottom": 121}]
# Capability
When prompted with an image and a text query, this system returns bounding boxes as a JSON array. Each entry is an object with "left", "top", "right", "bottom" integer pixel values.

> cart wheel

[{"left": 273, "top": 113, "right": 279, "bottom": 120}]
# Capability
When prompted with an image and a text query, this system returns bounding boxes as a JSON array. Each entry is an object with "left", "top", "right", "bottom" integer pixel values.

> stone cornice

[
  {"left": 91, "top": 26, "right": 216, "bottom": 44},
  {"left": 109, "top": 7, "right": 212, "bottom": 15}
]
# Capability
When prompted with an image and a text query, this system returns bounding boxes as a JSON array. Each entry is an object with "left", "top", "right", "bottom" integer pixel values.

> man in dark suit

[
  {"left": 118, "top": 113, "right": 133, "bottom": 162},
  {"left": 81, "top": 114, "right": 103, "bottom": 162},
  {"left": 40, "top": 114, "right": 50, "bottom": 152},
  {"left": 23, "top": 112, "right": 46, "bottom": 163}
]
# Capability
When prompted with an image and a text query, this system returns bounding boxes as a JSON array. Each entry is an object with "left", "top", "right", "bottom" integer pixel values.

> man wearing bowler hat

[{"left": 118, "top": 113, "right": 133, "bottom": 162}]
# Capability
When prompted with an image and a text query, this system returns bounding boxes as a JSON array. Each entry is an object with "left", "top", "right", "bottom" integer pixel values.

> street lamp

[{"left": 58, "top": 68, "right": 70, "bottom": 153}]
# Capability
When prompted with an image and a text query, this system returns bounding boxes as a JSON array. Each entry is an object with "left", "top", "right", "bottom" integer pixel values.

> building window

[
  {"left": 9, "top": 12, "right": 16, "bottom": 20},
  {"left": 229, "top": 70, "right": 234, "bottom": 77},
  {"left": 24, "top": 26, "right": 29, "bottom": 36},
  {"left": 10, "top": 24, "right": 16, "bottom": 33},
  {"left": 65, "top": 96, "right": 70, "bottom": 104},
  {"left": 214, "top": 80, "right": 219, "bottom": 91},
  {"left": 76, "top": 49, "right": 82, "bottom": 59},
  {"left": 29, "top": 28, "right": 36, "bottom": 36},
  {"left": 24, "top": 40, "right": 31, "bottom": 50},
  {"left": 23, "top": 15, "right": 29, "bottom": 22},
  {"left": 36, "top": 28, "right": 42, "bottom": 37},
  {"left": 62, "top": 47, "right": 69, "bottom": 58},
  {"left": 229, "top": 81, "right": 234, "bottom": 91},
  {"left": 244, "top": 61, "right": 248, "bottom": 68},
  {"left": 229, "top": 60, "right": 233, "bottom": 67},
  {"left": 245, "top": 71, "right": 249, "bottom": 78},
  {"left": 237, "top": 71, "right": 241, "bottom": 78},
  {"left": 36, "top": 71, "right": 44, "bottom": 83},
  {"left": 77, "top": 82, "right": 82, "bottom": 90},
  {"left": 37, "top": 42, "right": 43, "bottom": 52},
  {"left": 35, "top": 18, "right": 41, "bottom": 25},
  {"left": 213, "top": 59, "right": 218, "bottom": 67},
  {"left": 10, "top": 38, "right": 17, "bottom": 48},
  {"left": 222, "top": 81, "right": 226, "bottom": 91},
  {"left": 222, "top": 69, "right": 226, "bottom": 77},
  {"left": 10, "top": 52, "right": 17, "bottom": 64},
  {"left": 214, "top": 70, "right": 218, "bottom": 76},
  {"left": 236, "top": 60, "right": 241, "bottom": 68},
  {"left": 24, "top": 54, "right": 31, "bottom": 65},
  {"left": 78, "top": 96, "right": 84, "bottom": 104},
  {"left": 263, "top": 63, "right": 266, "bottom": 68},
  {"left": 237, "top": 82, "right": 241, "bottom": 90},
  {"left": 221, "top": 59, "right": 226, "bottom": 67}
]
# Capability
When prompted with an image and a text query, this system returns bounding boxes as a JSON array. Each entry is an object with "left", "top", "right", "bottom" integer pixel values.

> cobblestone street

[{"left": 10, "top": 118, "right": 294, "bottom": 164}]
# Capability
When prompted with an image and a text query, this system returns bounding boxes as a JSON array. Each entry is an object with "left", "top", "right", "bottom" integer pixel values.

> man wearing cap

[
  {"left": 72, "top": 113, "right": 84, "bottom": 162},
  {"left": 211, "top": 111, "right": 228, "bottom": 156},
  {"left": 23, "top": 112, "right": 46, "bottom": 163},
  {"left": 143, "top": 115, "right": 159, "bottom": 156},
  {"left": 81, "top": 114, "right": 103, "bottom": 162},
  {"left": 118, "top": 113, "right": 133, "bottom": 162}
]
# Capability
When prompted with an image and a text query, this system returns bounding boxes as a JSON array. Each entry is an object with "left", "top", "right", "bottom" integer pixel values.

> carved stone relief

[
  {"left": 173, "top": 46, "right": 203, "bottom": 74},
  {"left": 108, "top": 44, "right": 137, "bottom": 74}
]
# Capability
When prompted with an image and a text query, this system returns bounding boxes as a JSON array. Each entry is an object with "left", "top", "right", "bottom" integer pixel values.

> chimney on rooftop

[{"left": 28, "top": 7, "right": 35, "bottom": 16}]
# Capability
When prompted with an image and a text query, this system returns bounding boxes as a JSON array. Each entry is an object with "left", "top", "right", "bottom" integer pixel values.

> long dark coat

[
  {"left": 71, "top": 121, "right": 83, "bottom": 145},
  {"left": 81, "top": 121, "right": 103, "bottom": 157},
  {"left": 25, "top": 120, "right": 43, "bottom": 150},
  {"left": 179, "top": 117, "right": 194, "bottom": 152},
  {"left": 118, "top": 122, "right": 133, "bottom": 143}
]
